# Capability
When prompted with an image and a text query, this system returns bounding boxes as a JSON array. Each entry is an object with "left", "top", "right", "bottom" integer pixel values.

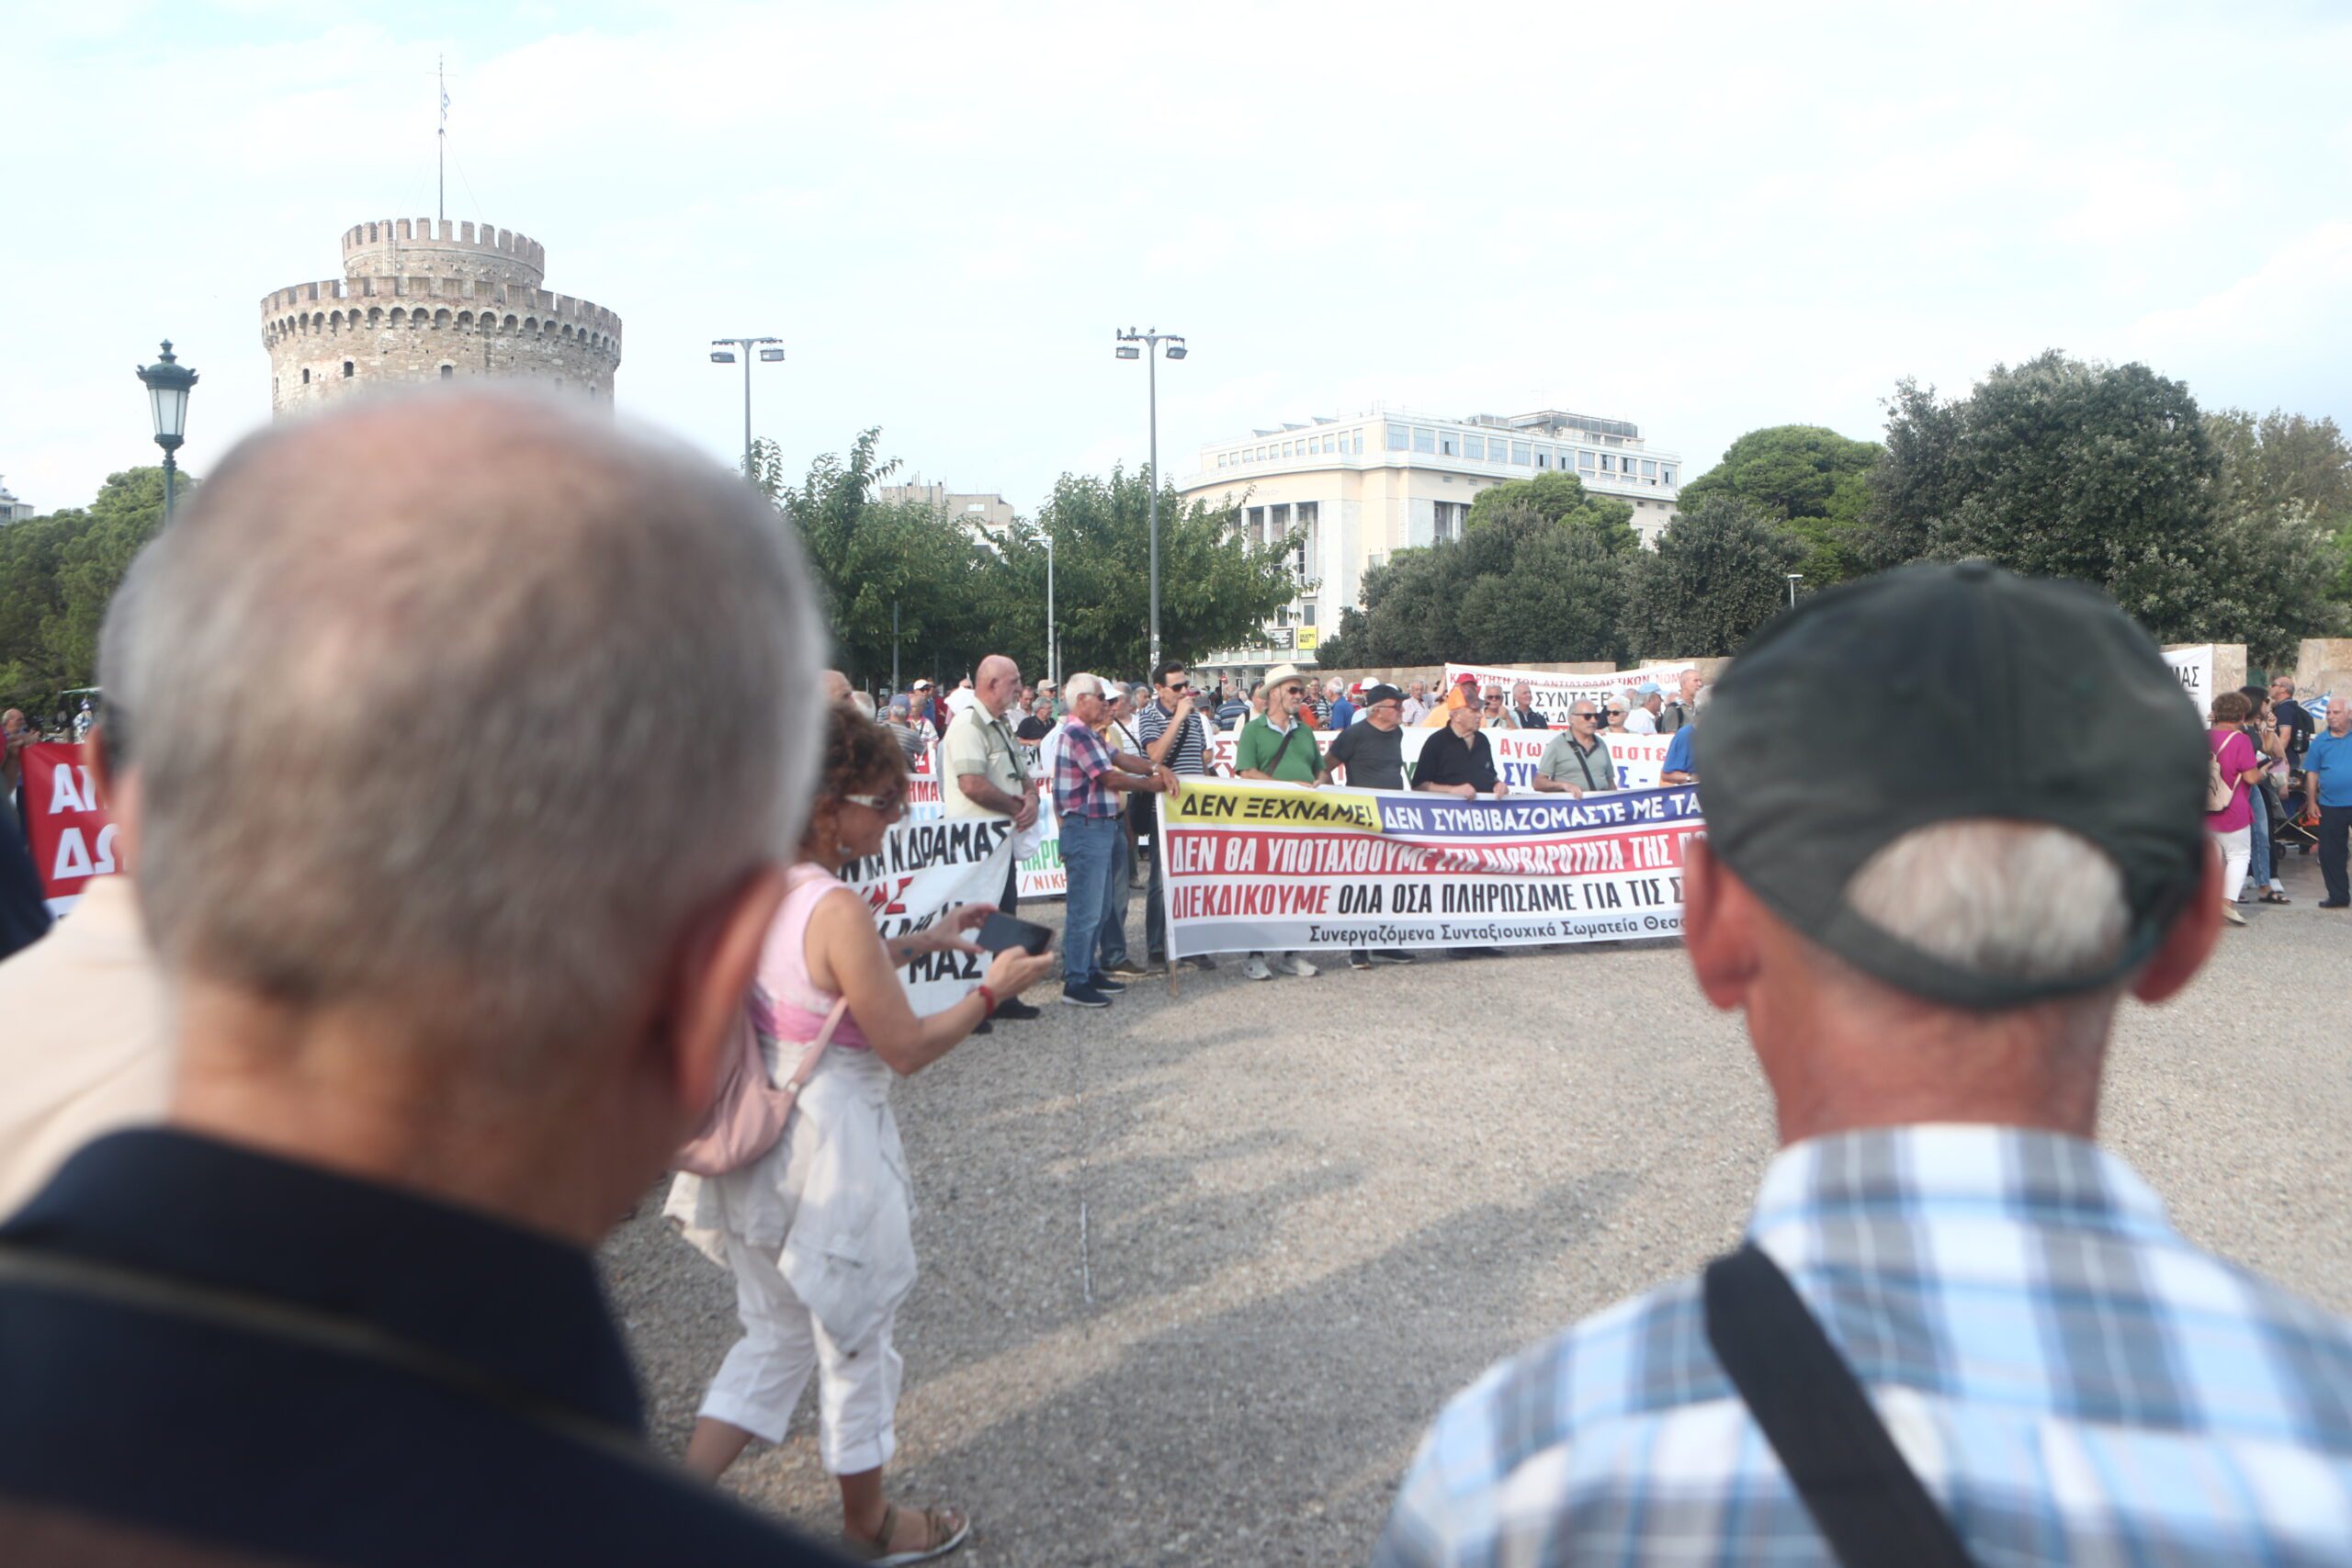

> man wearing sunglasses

[
  {"left": 1481, "top": 687, "right": 1518, "bottom": 730},
  {"left": 1139, "top": 660, "right": 1216, "bottom": 973},
  {"left": 1532, "top": 703, "right": 1615, "bottom": 795}
]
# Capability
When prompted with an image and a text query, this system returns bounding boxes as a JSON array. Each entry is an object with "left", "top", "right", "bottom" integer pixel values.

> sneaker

[
  {"left": 1369, "top": 949, "right": 1419, "bottom": 964},
  {"left": 1279, "top": 953, "right": 1317, "bottom": 978},
  {"left": 1243, "top": 953, "right": 1273, "bottom": 981},
  {"left": 1088, "top": 975, "right": 1128, "bottom": 995},
  {"left": 1347, "top": 950, "right": 1373, "bottom": 971},
  {"left": 1106, "top": 959, "right": 1151, "bottom": 979},
  {"left": 994, "top": 997, "right": 1041, "bottom": 1021},
  {"left": 1060, "top": 983, "right": 1112, "bottom": 1008},
  {"left": 2323, "top": 899, "right": 2350, "bottom": 909}
]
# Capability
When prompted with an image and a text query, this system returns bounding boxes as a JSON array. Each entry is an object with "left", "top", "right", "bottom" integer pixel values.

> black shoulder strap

[
  {"left": 1703, "top": 1244, "right": 1975, "bottom": 1568},
  {"left": 1266, "top": 723, "right": 1303, "bottom": 774}
]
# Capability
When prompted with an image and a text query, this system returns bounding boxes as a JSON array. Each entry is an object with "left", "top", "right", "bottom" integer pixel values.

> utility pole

[{"left": 892, "top": 599, "right": 901, "bottom": 695}]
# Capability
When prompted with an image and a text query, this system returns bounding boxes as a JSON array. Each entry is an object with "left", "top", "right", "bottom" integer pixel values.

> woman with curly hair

[
  {"left": 2207, "top": 689, "right": 2266, "bottom": 928},
  {"left": 672, "top": 706, "right": 1053, "bottom": 1562}
]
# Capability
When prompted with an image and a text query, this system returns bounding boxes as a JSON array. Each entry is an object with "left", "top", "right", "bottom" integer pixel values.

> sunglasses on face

[
  {"left": 843, "top": 790, "right": 905, "bottom": 817},
  {"left": 1572, "top": 711, "right": 1597, "bottom": 720},
  {"left": 1167, "top": 682, "right": 1189, "bottom": 693}
]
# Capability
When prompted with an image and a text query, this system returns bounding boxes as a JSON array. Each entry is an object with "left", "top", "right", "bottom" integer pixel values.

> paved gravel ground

[{"left": 603, "top": 852, "right": 2352, "bottom": 1565}]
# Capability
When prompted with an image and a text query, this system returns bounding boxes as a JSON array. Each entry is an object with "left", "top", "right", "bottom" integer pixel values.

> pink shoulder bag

[{"left": 673, "top": 990, "right": 851, "bottom": 1177}]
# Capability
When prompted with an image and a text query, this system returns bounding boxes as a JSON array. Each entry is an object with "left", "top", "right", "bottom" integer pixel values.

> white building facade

[{"left": 1174, "top": 408, "right": 1681, "bottom": 672}]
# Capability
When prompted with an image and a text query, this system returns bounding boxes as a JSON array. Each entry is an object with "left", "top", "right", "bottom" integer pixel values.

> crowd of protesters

[{"left": 0, "top": 389, "right": 2348, "bottom": 1567}]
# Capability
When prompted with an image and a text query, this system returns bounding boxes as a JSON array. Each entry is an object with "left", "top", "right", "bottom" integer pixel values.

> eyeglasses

[{"left": 843, "top": 791, "right": 905, "bottom": 816}]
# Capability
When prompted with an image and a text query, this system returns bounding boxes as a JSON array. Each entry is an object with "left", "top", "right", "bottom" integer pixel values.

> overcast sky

[{"left": 8, "top": 1, "right": 2348, "bottom": 518}]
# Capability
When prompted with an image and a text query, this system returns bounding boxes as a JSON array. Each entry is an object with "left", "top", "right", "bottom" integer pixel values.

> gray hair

[
  {"left": 1843, "top": 821, "right": 2129, "bottom": 989},
  {"left": 850, "top": 692, "right": 876, "bottom": 721},
  {"left": 1065, "top": 671, "right": 1105, "bottom": 700},
  {"left": 119, "top": 389, "right": 824, "bottom": 1077}
]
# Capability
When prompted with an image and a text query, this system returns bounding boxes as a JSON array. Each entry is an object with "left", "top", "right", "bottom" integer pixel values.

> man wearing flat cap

[{"left": 1379, "top": 563, "right": 2352, "bottom": 1567}]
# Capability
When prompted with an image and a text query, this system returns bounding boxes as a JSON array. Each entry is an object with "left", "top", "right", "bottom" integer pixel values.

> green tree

[
  {"left": 759, "top": 432, "right": 1002, "bottom": 684},
  {"left": 1317, "top": 480, "right": 1638, "bottom": 667},
  {"left": 1860, "top": 352, "right": 2226, "bottom": 641},
  {"left": 1678, "top": 424, "right": 1881, "bottom": 587},
  {"left": 2207, "top": 409, "right": 2352, "bottom": 605},
  {"left": 0, "top": 466, "right": 187, "bottom": 716},
  {"left": 1029, "top": 466, "right": 1297, "bottom": 677},
  {"left": 1622, "top": 495, "right": 1804, "bottom": 659}
]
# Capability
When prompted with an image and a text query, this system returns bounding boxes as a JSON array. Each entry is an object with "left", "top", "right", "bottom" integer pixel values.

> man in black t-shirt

[
  {"left": 1413, "top": 701, "right": 1506, "bottom": 798},
  {"left": 2272, "top": 675, "right": 2315, "bottom": 768},
  {"left": 1013, "top": 694, "right": 1055, "bottom": 742},
  {"left": 1320, "top": 684, "right": 1418, "bottom": 969}
]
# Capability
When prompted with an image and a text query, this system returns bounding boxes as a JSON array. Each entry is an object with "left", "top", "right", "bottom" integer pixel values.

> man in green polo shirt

[
  {"left": 1237, "top": 662, "right": 1324, "bottom": 784},
  {"left": 1235, "top": 662, "right": 1320, "bottom": 981}
]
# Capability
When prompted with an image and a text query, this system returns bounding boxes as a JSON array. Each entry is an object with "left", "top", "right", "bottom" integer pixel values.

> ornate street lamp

[{"left": 135, "top": 341, "right": 198, "bottom": 527}]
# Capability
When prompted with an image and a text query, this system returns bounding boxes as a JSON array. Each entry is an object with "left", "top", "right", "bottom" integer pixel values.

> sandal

[
  {"left": 846, "top": 1502, "right": 970, "bottom": 1566},
  {"left": 2261, "top": 889, "right": 2292, "bottom": 904}
]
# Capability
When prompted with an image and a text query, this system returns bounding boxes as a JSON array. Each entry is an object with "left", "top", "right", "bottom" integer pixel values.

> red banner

[{"left": 21, "top": 743, "right": 119, "bottom": 911}]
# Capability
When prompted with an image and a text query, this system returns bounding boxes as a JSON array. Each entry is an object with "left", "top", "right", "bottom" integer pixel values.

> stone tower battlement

[
  {"left": 343, "top": 217, "right": 546, "bottom": 288},
  {"left": 261, "top": 217, "right": 621, "bottom": 417}
]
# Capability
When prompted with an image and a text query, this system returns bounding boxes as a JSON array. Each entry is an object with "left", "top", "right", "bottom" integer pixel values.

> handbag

[
  {"left": 1705, "top": 1243, "right": 1976, "bottom": 1567},
  {"left": 673, "top": 990, "right": 850, "bottom": 1177},
  {"left": 2205, "top": 750, "right": 2234, "bottom": 814}
]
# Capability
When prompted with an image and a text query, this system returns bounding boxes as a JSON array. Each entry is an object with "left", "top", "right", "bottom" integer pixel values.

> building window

[
  {"left": 1661, "top": 465, "right": 1676, "bottom": 485},
  {"left": 1302, "top": 602, "right": 1316, "bottom": 626},
  {"left": 1247, "top": 505, "right": 1266, "bottom": 548},
  {"left": 1351, "top": 431, "right": 1363, "bottom": 454},
  {"left": 1440, "top": 433, "right": 1458, "bottom": 457},
  {"left": 440, "top": 364, "right": 455, "bottom": 380},
  {"left": 1578, "top": 450, "right": 1596, "bottom": 471},
  {"left": 1463, "top": 434, "right": 1485, "bottom": 461},
  {"left": 1536, "top": 450, "right": 1550, "bottom": 468},
  {"left": 1511, "top": 440, "right": 1532, "bottom": 465},
  {"left": 342, "top": 360, "right": 355, "bottom": 378},
  {"left": 1640, "top": 458, "right": 1657, "bottom": 478},
  {"left": 1600, "top": 454, "right": 1616, "bottom": 472},
  {"left": 1433, "top": 501, "right": 1468, "bottom": 542},
  {"left": 301, "top": 367, "right": 311, "bottom": 384},
  {"left": 1387, "top": 424, "right": 1410, "bottom": 452},
  {"left": 1269, "top": 502, "right": 1291, "bottom": 534},
  {"left": 1412, "top": 427, "right": 1436, "bottom": 455}
]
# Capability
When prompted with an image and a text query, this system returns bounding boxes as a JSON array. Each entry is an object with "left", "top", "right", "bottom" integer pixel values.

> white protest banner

[
  {"left": 840, "top": 815, "right": 1013, "bottom": 1013},
  {"left": 1442, "top": 661, "right": 1697, "bottom": 728},
  {"left": 913, "top": 739, "right": 1065, "bottom": 901},
  {"left": 1202, "top": 724, "right": 1671, "bottom": 792},
  {"left": 2164, "top": 646, "right": 2215, "bottom": 716},
  {"left": 1157, "top": 778, "right": 1700, "bottom": 956}
]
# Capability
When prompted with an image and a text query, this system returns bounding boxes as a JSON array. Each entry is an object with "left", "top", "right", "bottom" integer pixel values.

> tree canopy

[
  {"left": 759, "top": 434, "right": 1296, "bottom": 686},
  {"left": 0, "top": 466, "right": 186, "bottom": 717},
  {"left": 1676, "top": 424, "right": 1879, "bottom": 588},
  {"left": 1318, "top": 476, "right": 1637, "bottom": 668},
  {"left": 1622, "top": 496, "right": 1804, "bottom": 660}
]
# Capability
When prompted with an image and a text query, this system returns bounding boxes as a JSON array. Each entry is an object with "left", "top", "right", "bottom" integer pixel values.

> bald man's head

[
  {"left": 822, "top": 670, "right": 853, "bottom": 705},
  {"left": 976, "top": 654, "right": 1021, "bottom": 717},
  {"left": 122, "top": 388, "right": 825, "bottom": 1077}
]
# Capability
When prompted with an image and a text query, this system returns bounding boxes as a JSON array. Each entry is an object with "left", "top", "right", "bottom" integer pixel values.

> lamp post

[
  {"left": 135, "top": 341, "right": 198, "bottom": 528},
  {"left": 1114, "top": 326, "right": 1185, "bottom": 674},
  {"left": 1786, "top": 572, "right": 1803, "bottom": 609},
  {"left": 1045, "top": 531, "right": 1057, "bottom": 692},
  {"left": 709, "top": 337, "right": 785, "bottom": 485}
]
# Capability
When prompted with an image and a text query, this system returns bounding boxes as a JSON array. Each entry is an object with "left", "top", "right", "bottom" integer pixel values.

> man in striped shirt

[{"left": 1377, "top": 563, "right": 2352, "bottom": 1567}]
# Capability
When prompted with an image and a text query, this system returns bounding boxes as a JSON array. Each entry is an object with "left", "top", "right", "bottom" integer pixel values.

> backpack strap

[{"left": 1704, "top": 1244, "right": 1975, "bottom": 1568}]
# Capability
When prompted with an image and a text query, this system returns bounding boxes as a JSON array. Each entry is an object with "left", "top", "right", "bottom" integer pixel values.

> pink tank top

[{"left": 753, "top": 863, "right": 873, "bottom": 1051}]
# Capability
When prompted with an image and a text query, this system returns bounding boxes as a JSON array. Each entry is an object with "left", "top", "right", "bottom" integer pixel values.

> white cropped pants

[{"left": 700, "top": 1226, "right": 902, "bottom": 1475}]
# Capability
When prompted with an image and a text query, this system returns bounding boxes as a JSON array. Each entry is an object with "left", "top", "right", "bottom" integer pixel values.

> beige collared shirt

[{"left": 0, "top": 874, "right": 171, "bottom": 1213}]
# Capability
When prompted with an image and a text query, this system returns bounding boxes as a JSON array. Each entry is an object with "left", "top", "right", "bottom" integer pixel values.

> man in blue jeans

[
  {"left": 2306, "top": 696, "right": 2352, "bottom": 908},
  {"left": 1051, "top": 673, "right": 1180, "bottom": 1007}
]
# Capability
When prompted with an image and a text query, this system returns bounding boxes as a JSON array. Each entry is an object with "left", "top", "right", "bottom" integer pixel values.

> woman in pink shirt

[{"left": 2208, "top": 690, "right": 2265, "bottom": 927}]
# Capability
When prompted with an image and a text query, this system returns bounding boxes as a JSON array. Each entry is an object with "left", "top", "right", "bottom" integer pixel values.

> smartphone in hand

[{"left": 976, "top": 911, "right": 1054, "bottom": 956}]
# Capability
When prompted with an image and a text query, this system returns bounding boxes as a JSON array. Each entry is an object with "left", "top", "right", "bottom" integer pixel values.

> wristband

[{"left": 976, "top": 984, "right": 999, "bottom": 1015}]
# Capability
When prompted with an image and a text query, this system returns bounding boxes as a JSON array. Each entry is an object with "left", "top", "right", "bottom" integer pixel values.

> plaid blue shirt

[
  {"left": 1376, "top": 1125, "right": 2352, "bottom": 1566},
  {"left": 1051, "top": 717, "right": 1125, "bottom": 820}
]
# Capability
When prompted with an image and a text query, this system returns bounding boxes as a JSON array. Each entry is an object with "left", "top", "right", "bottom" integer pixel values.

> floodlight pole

[
  {"left": 1116, "top": 327, "right": 1185, "bottom": 675},
  {"left": 710, "top": 336, "right": 784, "bottom": 486}
]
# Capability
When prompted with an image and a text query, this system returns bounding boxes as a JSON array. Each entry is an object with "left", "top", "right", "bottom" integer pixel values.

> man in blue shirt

[
  {"left": 1379, "top": 564, "right": 2352, "bottom": 1568},
  {"left": 1660, "top": 686, "right": 1705, "bottom": 784},
  {"left": 2304, "top": 695, "right": 2352, "bottom": 908}
]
